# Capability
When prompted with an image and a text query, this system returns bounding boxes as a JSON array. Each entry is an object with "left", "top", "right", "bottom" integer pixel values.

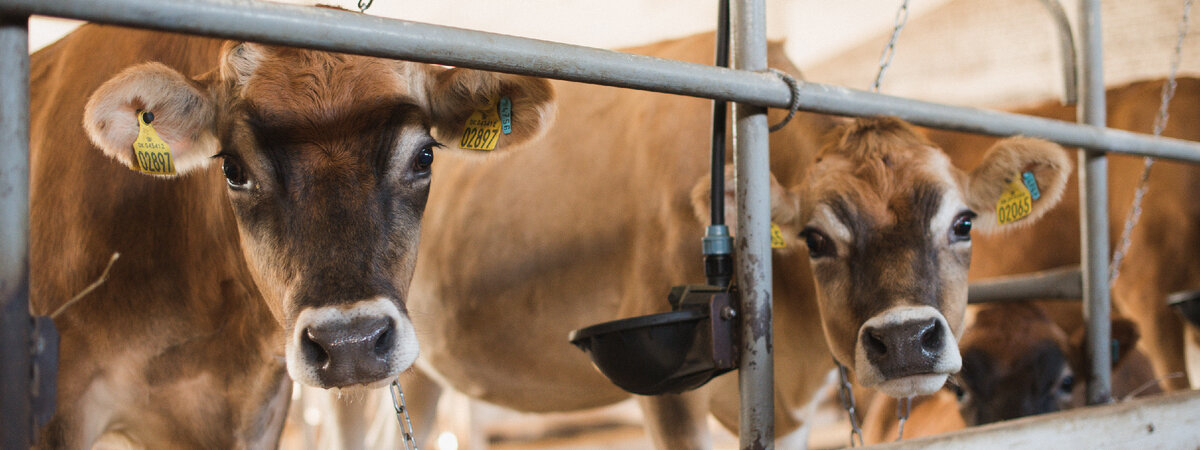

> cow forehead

[
  {"left": 801, "top": 149, "right": 960, "bottom": 230},
  {"left": 961, "top": 305, "right": 1069, "bottom": 370},
  {"left": 241, "top": 49, "right": 419, "bottom": 129}
]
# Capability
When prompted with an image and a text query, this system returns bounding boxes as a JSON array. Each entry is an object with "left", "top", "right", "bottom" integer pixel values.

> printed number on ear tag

[
  {"left": 771, "top": 223, "right": 787, "bottom": 249},
  {"left": 132, "top": 110, "right": 176, "bottom": 175},
  {"left": 459, "top": 97, "right": 504, "bottom": 151},
  {"left": 996, "top": 175, "right": 1032, "bottom": 225}
]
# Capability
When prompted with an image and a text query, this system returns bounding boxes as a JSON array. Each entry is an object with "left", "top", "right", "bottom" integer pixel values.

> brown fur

[
  {"left": 927, "top": 77, "right": 1200, "bottom": 392},
  {"left": 402, "top": 32, "right": 1069, "bottom": 448},
  {"left": 31, "top": 20, "right": 553, "bottom": 448}
]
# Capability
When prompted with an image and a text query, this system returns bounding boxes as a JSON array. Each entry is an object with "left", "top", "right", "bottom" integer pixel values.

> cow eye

[
  {"left": 219, "top": 155, "right": 251, "bottom": 190},
  {"left": 799, "top": 227, "right": 835, "bottom": 258},
  {"left": 951, "top": 211, "right": 975, "bottom": 242},
  {"left": 412, "top": 144, "right": 436, "bottom": 174},
  {"left": 1059, "top": 373, "right": 1075, "bottom": 394}
]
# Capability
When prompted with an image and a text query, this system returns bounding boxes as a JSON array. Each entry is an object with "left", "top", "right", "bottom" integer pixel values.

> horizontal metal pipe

[
  {"left": 6, "top": 0, "right": 1200, "bottom": 163},
  {"left": 967, "top": 266, "right": 1082, "bottom": 304}
]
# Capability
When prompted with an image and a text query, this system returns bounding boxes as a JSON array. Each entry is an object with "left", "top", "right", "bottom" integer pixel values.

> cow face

[
  {"left": 81, "top": 43, "right": 555, "bottom": 389},
  {"left": 953, "top": 305, "right": 1142, "bottom": 425},
  {"left": 787, "top": 118, "right": 1070, "bottom": 397}
]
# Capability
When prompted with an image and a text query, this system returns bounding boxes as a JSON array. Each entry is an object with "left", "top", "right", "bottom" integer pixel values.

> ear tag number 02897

[
  {"left": 459, "top": 97, "right": 509, "bottom": 151},
  {"left": 996, "top": 173, "right": 1033, "bottom": 225},
  {"left": 132, "top": 110, "right": 176, "bottom": 175}
]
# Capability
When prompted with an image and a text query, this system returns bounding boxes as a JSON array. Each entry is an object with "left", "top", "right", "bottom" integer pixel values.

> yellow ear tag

[
  {"left": 132, "top": 111, "right": 176, "bottom": 175},
  {"left": 996, "top": 174, "right": 1032, "bottom": 225},
  {"left": 770, "top": 222, "right": 787, "bottom": 249},
  {"left": 458, "top": 97, "right": 503, "bottom": 151}
]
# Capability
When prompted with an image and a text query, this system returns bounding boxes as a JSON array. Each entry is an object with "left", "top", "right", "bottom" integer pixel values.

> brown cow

[
  {"left": 396, "top": 32, "right": 1071, "bottom": 448},
  {"left": 861, "top": 303, "right": 1159, "bottom": 444},
  {"left": 29, "top": 21, "right": 554, "bottom": 448},
  {"left": 927, "top": 77, "right": 1200, "bottom": 394}
]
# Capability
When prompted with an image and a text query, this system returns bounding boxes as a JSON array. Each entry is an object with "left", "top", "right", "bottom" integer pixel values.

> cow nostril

[
  {"left": 302, "top": 327, "right": 330, "bottom": 368},
  {"left": 865, "top": 328, "right": 887, "bottom": 357},
  {"left": 920, "top": 319, "right": 943, "bottom": 353},
  {"left": 373, "top": 320, "right": 395, "bottom": 357}
]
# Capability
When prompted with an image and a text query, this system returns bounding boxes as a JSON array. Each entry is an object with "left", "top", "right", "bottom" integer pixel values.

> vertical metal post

[
  {"left": 1078, "top": 0, "right": 1112, "bottom": 405},
  {"left": 0, "top": 13, "right": 32, "bottom": 449},
  {"left": 731, "top": 0, "right": 773, "bottom": 447}
]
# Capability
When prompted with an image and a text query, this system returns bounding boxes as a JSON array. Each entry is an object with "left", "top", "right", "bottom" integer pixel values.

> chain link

[
  {"left": 895, "top": 395, "right": 912, "bottom": 441},
  {"left": 357, "top": 0, "right": 374, "bottom": 13},
  {"left": 835, "top": 362, "right": 865, "bottom": 447},
  {"left": 389, "top": 380, "right": 419, "bottom": 450},
  {"left": 871, "top": 0, "right": 911, "bottom": 92},
  {"left": 1110, "top": 0, "right": 1193, "bottom": 287}
]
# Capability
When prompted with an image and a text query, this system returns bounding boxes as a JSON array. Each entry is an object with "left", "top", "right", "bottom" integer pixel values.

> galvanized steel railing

[{"left": 1, "top": 0, "right": 1192, "bottom": 447}]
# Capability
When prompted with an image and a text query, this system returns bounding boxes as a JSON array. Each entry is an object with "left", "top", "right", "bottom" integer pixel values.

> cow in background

[
  {"left": 393, "top": 32, "right": 1072, "bottom": 448},
  {"left": 862, "top": 303, "right": 1160, "bottom": 443},
  {"left": 29, "top": 19, "right": 554, "bottom": 448},
  {"left": 926, "top": 78, "right": 1200, "bottom": 393}
]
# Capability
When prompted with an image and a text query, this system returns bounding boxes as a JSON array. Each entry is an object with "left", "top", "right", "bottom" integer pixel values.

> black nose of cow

[
  {"left": 300, "top": 316, "right": 394, "bottom": 386},
  {"left": 863, "top": 318, "right": 943, "bottom": 378}
]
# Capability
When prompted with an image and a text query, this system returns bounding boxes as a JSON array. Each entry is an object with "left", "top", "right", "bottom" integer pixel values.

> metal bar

[
  {"left": 4, "top": 0, "right": 1200, "bottom": 162},
  {"left": 967, "top": 266, "right": 1082, "bottom": 304},
  {"left": 1036, "top": 0, "right": 1078, "bottom": 106},
  {"left": 0, "top": 13, "right": 32, "bottom": 449},
  {"left": 731, "top": 0, "right": 773, "bottom": 447},
  {"left": 1078, "top": 0, "right": 1112, "bottom": 406}
]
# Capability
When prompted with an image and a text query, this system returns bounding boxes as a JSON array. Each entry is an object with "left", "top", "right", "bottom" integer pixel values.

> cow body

[
  {"left": 928, "top": 78, "right": 1200, "bottom": 393},
  {"left": 31, "top": 20, "right": 553, "bottom": 448},
  {"left": 404, "top": 33, "right": 1069, "bottom": 448}
]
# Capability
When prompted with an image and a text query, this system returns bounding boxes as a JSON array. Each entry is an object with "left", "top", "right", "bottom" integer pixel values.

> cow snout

[
  {"left": 863, "top": 317, "right": 942, "bottom": 377},
  {"left": 301, "top": 316, "right": 394, "bottom": 384},
  {"left": 285, "top": 297, "right": 419, "bottom": 388},
  {"left": 854, "top": 305, "right": 962, "bottom": 397}
]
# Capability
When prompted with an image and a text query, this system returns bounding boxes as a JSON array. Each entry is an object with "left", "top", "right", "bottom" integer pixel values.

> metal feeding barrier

[{"left": 3, "top": 0, "right": 1200, "bottom": 448}]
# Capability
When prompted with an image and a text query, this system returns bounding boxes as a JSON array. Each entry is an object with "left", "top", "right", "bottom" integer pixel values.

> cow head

[
  {"left": 695, "top": 117, "right": 1070, "bottom": 398},
  {"left": 81, "top": 43, "right": 555, "bottom": 389},
  {"left": 954, "top": 304, "right": 1142, "bottom": 425}
]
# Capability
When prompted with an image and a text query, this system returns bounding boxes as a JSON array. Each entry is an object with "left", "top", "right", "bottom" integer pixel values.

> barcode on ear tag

[{"left": 132, "top": 111, "right": 176, "bottom": 175}]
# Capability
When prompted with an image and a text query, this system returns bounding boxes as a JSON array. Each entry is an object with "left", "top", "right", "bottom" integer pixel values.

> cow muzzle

[
  {"left": 854, "top": 305, "right": 961, "bottom": 397},
  {"left": 285, "top": 297, "right": 419, "bottom": 388}
]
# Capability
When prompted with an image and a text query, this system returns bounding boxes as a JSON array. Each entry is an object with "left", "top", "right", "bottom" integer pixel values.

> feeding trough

[{"left": 568, "top": 285, "right": 738, "bottom": 395}]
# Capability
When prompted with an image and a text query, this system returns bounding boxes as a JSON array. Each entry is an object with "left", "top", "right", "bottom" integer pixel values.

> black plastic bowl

[
  {"left": 569, "top": 309, "right": 719, "bottom": 395},
  {"left": 1168, "top": 289, "right": 1200, "bottom": 328}
]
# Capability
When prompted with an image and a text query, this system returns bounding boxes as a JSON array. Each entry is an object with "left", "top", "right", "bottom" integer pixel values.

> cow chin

[
  {"left": 284, "top": 297, "right": 420, "bottom": 388},
  {"left": 874, "top": 373, "right": 950, "bottom": 398}
]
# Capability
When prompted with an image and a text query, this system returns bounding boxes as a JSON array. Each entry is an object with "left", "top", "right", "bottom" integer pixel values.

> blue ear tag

[
  {"left": 1022, "top": 171, "right": 1041, "bottom": 201},
  {"left": 499, "top": 97, "right": 512, "bottom": 135}
]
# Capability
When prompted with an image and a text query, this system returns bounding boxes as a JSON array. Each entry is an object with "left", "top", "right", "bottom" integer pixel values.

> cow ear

[
  {"left": 690, "top": 165, "right": 798, "bottom": 246},
  {"left": 83, "top": 62, "right": 219, "bottom": 176},
  {"left": 423, "top": 66, "right": 555, "bottom": 153},
  {"left": 964, "top": 137, "right": 1071, "bottom": 232},
  {"left": 1069, "top": 316, "right": 1141, "bottom": 372}
]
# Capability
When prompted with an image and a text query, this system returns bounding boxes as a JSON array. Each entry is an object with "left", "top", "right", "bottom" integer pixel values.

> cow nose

[
  {"left": 300, "top": 316, "right": 394, "bottom": 385},
  {"left": 862, "top": 317, "right": 942, "bottom": 378}
]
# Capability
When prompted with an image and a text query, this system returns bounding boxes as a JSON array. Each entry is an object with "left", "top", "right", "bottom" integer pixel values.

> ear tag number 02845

[
  {"left": 459, "top": 97, "right": 509, "bottom": 151},
  {"left": 132, "top": 110, "right": 176, "bottom": 175},
  {"left": 996, "top": 173, "right": 1033, "bottom": 225}
]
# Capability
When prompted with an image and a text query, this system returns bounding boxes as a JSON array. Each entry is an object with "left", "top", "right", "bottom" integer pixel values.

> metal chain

[
  {"left": 895, "top": 395, "right": 912, "bottom": 441},
  {"left": 766, "top": 68, "right": 803, "bottom": 132},
  {"left": 871, "top": 0, "right": 911, "bottom": 92},
  {"left": 357, "top": 0, "right": 374, "bottom": 13},
  {"left": 389, "top": 379, "right": 419, "bottom": 450},
  {"left": 1110, "top": 0, "right": 1193, "bottom": 287},
  {"left": 835, "top": 362, "right": 865, "bottom": 447}
]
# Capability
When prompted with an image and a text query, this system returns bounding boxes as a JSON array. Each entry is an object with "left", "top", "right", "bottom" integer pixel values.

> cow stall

[{"left": 2, "top": 0, "right": 1200, "bottom": 448}]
